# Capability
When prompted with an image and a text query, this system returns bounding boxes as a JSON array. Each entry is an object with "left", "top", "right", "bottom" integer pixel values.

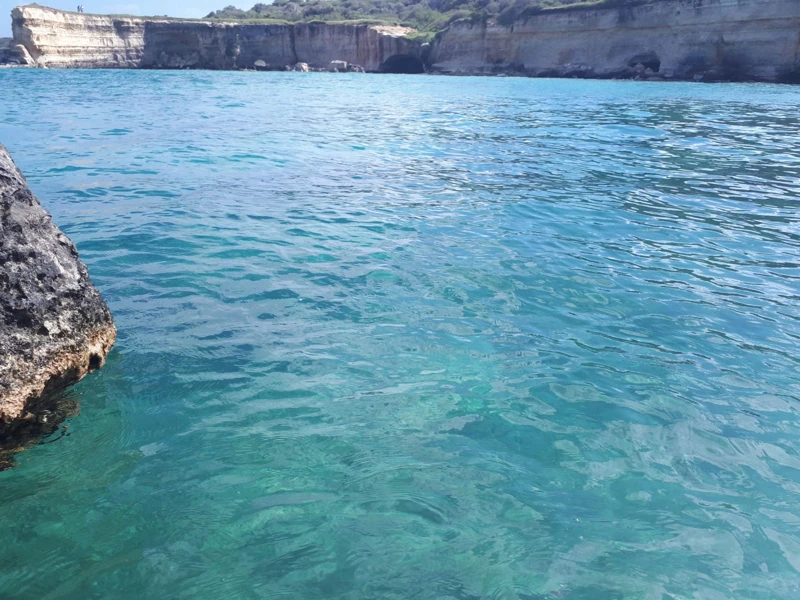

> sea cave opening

[
  {"left": 380, "top": 54, "right": 425, "bottom": 74},
  {"left": 628, "top": 52, "right": 661, "bottom": 73}
]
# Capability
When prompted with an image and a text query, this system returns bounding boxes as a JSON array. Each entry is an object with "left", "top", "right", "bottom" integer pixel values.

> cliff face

[
  {"left": 0, "top": 143, "right": 116, "bottom": 426},
  {"left": 10, "top": 1, "right": 800, "bottom": 80},
  {"left": 12, "top": 8, "right": 146, "bottom": 68},
  {"left": 293, "top": 23, "right": 421, "bottom": 72},
  {"left": 429, "top": 0, "right": 800, "bottom": 82},
  {"left": 11, "top": 5, "right": 421, "bottom": 71}
]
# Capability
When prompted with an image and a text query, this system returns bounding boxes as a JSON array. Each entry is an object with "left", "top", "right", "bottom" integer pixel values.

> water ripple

[{"left": 0, "top": 71, "right": 799, "bottom": 599}]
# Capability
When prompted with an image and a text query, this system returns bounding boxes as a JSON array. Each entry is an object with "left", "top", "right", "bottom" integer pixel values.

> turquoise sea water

[{"left": 1, "top": 70, "right": 800, "bottom": 599}]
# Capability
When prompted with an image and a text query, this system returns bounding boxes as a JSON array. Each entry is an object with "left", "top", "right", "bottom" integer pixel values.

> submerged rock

[{"left": 0, "top": 144, "right": 116, "bottom": 427}]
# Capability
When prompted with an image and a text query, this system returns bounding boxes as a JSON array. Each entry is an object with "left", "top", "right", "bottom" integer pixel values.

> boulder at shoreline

[{"left": 0, "top": 143, "right": 116, "bottom": 428}]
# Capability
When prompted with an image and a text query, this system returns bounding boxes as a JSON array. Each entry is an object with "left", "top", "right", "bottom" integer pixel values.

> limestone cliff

[
  {"left": 429, "top": 0, "right": 800, "bottom": 82},
  {"left": 0, "top": 143, "right": 116, "bottom": 426},
  {"left": 10, "top": 5, "right": 422, "bottom": 71},
  {"left": 9, "top": 1, "right": 800, "bottom": 81}
]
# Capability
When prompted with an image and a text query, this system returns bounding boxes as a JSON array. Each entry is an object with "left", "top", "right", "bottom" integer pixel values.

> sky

[{"left": 1, "top": 1, "right": 231, "bottom": 36}]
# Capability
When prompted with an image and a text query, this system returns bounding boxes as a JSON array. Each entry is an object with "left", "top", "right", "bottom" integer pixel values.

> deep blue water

[{"left": 1, "top": 70, "right": 800, "bottom": 599}]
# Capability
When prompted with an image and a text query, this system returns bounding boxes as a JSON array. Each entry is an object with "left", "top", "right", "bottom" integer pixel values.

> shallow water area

[{"left": 1, "top": 70, "right": 800, "bottom": 599}]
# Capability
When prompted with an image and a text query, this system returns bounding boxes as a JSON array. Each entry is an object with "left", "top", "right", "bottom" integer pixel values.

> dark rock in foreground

[{"left": 0, "top": 143, "right": 116, "bottom": 428}]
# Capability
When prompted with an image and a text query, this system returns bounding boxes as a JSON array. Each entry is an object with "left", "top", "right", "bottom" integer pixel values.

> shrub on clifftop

[{"left": 205, "top": 0, "right": 661, "bottom": 32}]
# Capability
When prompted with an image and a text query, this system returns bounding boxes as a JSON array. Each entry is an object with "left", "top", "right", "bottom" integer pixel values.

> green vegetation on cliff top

[{"left": 206, "top": 0, "right": 659, "bottom": 32}]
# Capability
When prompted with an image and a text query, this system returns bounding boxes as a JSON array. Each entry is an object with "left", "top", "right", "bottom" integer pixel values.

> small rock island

[{"left": 0, "top": 144, "right": 116, "bottom": 440}]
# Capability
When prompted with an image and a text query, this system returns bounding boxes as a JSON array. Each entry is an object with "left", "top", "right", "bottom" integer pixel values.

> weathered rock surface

[
  {"left": 11, "top": 5, "right": 421, "bottom": 72},
  {"left": 428, "top": 0, "right": 800, "bottom": 82},
  {"left": 0, "top": 143, "right": 116, "bottom": 426},
  {"left": 0, "top": 38, "right": 34, "bottom": 67},
  {"left": 13, "top": 44, "right": 35, "bottom": 66}
]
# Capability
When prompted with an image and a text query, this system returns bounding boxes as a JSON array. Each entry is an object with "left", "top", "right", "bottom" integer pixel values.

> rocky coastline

[
  {"left": 0, "top": 143, "right": 116, "bottom": 464},
  {"left": 5, "top": 6, "right": 423, "bottom": 72},
  {"left": 430, "top": 0, "right": 800, "bottom": 82},
  {"left": 3, "top": 1, "right": 800, "bottom": 82}
]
